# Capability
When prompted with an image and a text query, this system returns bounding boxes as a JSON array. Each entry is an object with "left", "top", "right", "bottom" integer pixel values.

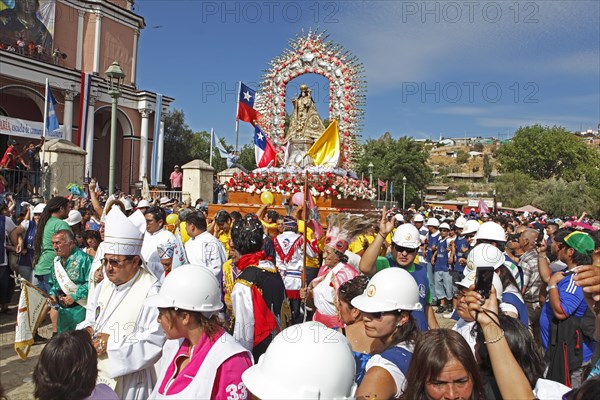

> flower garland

[
  {"left": 226, "top": 171, "right": 376, "bottom": 201},
  {"left": 255, "top": 29, "right": 366, "bottom": 170}
]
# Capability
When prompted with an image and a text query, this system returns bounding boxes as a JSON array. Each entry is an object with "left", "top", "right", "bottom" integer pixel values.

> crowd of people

[{"left": 0, "top": 180, "right": 599, "bottom": 399}]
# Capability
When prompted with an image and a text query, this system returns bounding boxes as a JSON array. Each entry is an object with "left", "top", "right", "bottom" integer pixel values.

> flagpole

[
  {"left": 235, "top": 81, "right": 241, "bottom": 152},
  {"left": 301, "top": 171, "right": 309, "bottom": 321},
  {"left": 41, "top": 79, "right": 49, "bottom": 199},
  {"left": 209, "top": 128, "right": 214, "bottom": 166},
  {"left": 385, "top": 180, "right": 388, "bottom": 203}
]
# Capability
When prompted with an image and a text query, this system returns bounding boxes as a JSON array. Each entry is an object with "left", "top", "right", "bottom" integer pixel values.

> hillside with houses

[{"left": 420, "top": 129, "right": 600, "bottom": 211}]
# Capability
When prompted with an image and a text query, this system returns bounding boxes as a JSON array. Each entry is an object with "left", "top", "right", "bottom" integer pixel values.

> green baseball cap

[{"left": 564, "top": 231, "right": 595, "bottom": 255}]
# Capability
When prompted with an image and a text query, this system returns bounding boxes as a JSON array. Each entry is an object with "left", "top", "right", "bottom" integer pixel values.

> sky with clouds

[{"left": 135, "top": 0, "right": 599, "bottom": 146}]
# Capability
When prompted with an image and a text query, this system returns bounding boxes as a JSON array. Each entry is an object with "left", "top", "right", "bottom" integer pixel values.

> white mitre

[{"left": 103, "top": 206, "right": 146, "bottom": 256}]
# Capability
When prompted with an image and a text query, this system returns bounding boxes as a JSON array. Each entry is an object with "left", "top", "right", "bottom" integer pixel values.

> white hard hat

[
  {"left": 475, "top": 221, "right": 506, "bottom": 243},
  {"left": 32, "top": 203, "right": 46, "bottom": 214},
  {"left": 454, "top": 216, "right": 467, "bottom": 229},
  {"left": 439, "top": 223, "right": 451, "bottom": 230},
  {"left": 462, "top": 220, "right": 481, "bottom": 235},
  {"left": 121, "top": 198, "right": 133, "bottom": 211},
  {"left": 465, "top": 243, "right": 505, "bottom": 273},
  {"left": 64, "top": 210, "right": 82, "bottom": 226},
  {"left": 426, "top": 218, "right": 440, "bottom": 227},
  {"left": 413, "top": 214, "right": 425, "bottom": 223},
  {"left": 456, "top": 270, "right": 503, "bottom": 301},
  {"left": 137, "top": 199, "right": 151, "bottom": 209},
  {"left": 394, "top": 213, "right": 404, "bottom": 222},
  {"left": 242, "top": 321, "right": 357, "bottom": 399},
  {"left": 144, "top": 265, "right": 223, "bottom": 313},
  {"left": 351, "top": 268, "right": 422, "bottom": 312},
  {"left": 392, "top": 224, "right": 421, "bottom": 249}
]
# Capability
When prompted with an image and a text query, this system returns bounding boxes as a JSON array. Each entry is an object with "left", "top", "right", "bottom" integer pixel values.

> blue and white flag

[
  {"left": 213, "top": 131, "right": 229, "bottom": 159},
  {"left": 45, "top": 85, "right": 59, "bottom": 134}
]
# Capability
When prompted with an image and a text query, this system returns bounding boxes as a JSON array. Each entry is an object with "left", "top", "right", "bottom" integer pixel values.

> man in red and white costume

[{"left": 273, "top": 216, "right": 318, "bottom": 324}]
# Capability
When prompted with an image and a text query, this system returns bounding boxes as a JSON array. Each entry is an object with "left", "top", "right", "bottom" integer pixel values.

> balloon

[
  {"left": 260, "top": 191, "right": 274, "bottom": 205},
  {"left": 166, "top": 213, "right": 179, "bottom": 225},
  {"left": 179, "top": 222, "right": 190, "bottom": 243},
  {"left": 292, "top": 192, "right": 304, "bottom": 206}
]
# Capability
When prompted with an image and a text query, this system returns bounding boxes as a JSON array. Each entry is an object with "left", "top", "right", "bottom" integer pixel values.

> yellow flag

[
  {"left": 15, "top": 279, "right": 49, "bottom": 360},
  {"left": 307, "top": 120, "right": 340, "bottom": 167}
]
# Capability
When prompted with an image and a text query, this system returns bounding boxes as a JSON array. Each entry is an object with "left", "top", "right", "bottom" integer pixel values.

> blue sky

[{"left": 135, "top": 1, "right": 599, "bottom": 147}]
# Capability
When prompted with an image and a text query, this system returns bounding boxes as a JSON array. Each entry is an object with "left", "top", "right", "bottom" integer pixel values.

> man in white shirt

[
  {"left": 77, "top": 206, "right": 164, "bottom": 399},
  {"left": 141, "top": 206, "right": 184, "bottom": 279},
  {"left": 184, "top": 212, "right": 227, "bottom": 282}
]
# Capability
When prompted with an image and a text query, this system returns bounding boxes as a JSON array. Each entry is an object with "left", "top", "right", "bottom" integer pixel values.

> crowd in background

[{"left": 0, "top": 173, "right": 599, "bottom": 399}]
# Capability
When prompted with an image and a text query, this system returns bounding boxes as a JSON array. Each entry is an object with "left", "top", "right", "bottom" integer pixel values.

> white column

[
  {"left": 93, "top": 11, "right": 102, "bottom": 73},
  {"left": 157, "top": 114, "right": 165, "bottom": 183},
  {"left": 63, "top": 90, "right": 76, "bottom": 142},
  {"left": 84, "top": 96, "right": 97, "bottom": 178},
  {"left": 131, "top": 29, "right": 139, "bottom": 85},
  {"left": 76, "top": 10, "right": 85, "bottom": 70},
  {"left": 138, "top": 108, "right": 152, "bottom": 181}
]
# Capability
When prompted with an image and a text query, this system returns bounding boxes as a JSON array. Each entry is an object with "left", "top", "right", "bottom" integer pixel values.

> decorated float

[{"left": 213, "top": 30, "right": 373, "bottom": 220}]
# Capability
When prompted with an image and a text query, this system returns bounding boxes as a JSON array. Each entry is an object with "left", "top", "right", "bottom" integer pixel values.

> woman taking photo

[
  {"left": 301, "top": 214, "right": 372, "bottom": 329},
  {"left": 146, "top": 265, "right": 253, "bottom": 399},
  {"left": 351, "top": 267, "right": 422, "bottom": 399}
]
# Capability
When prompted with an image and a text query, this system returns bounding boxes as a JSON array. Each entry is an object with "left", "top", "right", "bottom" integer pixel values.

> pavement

[{"left": 0, "top": 284, "right": 52, "bottom": 400}]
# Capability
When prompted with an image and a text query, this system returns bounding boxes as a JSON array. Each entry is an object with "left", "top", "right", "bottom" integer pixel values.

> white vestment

[
  {"left": 184, "top": 231, "right": 227, "bottom": 282},
  {"left": 77, "top": 268, "right": 165, "bottom": 400}
]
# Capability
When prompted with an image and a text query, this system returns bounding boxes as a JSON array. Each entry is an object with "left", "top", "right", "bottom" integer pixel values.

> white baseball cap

[
  {"left": 413, "top": 214, "right": 425, "bottom": 222},
  {"left": 64, "top": 210, "right": 82, "bottom": 226}
]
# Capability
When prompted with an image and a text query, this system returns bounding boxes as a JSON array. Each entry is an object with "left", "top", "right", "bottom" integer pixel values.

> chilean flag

[
  {"left": 237, "top": 82, "right": 260, "bottom": 125},
  {"left": 254, "top": 125, "right": 276, "bottom": 168}
]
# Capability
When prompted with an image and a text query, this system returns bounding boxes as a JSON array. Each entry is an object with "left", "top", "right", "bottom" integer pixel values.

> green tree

[
  {"left": 483, "top": 154, "right": 492, "bottom": 179},
  {"left": 238, "top": 144, "right": 257, "bottom": 171},
  {"left": 472, "top": 142, "right": 484, "bottom": 152},
  {"left": 532, "top": 178, "right": 599, "bottom": 217},
  {"left": 162, "top": 109, "right": 194, "bottom": 184},
  {"left": 496, "top": 124, "right": 600, "bottom": 181},
  {"left": 163, "top": 109, "right": 233, "bottom": 183},
  {"left": 494, "top": 172, "right": 535, "bottom": 208},
  {"left": 359, "top": 134, "right": 432, "bottom": 205},
  {"left": 456, "top": 150, "right": 469, "bottom": 164}
]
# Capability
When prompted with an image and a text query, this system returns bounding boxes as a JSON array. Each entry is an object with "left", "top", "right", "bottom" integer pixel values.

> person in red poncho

[{"left": 230, "top": 214, "right": 291, "bottom": 362}]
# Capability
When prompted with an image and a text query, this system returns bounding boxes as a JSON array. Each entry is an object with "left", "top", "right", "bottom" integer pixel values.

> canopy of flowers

[{"left": 226, "top": 171, "right": 376, "bottom": 201}]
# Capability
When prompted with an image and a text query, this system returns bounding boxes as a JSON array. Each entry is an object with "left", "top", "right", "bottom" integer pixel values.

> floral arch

[{"left": 255, "top": 30, "right": 366, "bottom": 169}]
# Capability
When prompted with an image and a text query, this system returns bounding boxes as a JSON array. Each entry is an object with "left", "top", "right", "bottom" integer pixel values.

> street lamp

[
  {"left": 368, "top": 162, "right": 374, "bottom": 187},
  {"left": 402, "top": 176, "right": 407, "bottom": 210},
  {"left": 105, "top": 61, "right": 125, "bottom": 196}
]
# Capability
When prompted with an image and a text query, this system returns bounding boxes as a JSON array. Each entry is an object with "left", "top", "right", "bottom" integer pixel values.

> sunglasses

[{"left": 393, "top": 243, "right": 417, "bottom": 254}]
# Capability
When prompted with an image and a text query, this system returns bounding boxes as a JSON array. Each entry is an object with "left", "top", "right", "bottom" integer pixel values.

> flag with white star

[
  {"left": 237, "top": 82, "right": 260, "bottom": 125},
  {"left": 254, "top": 124, "right": 276, "bottom": 168}
]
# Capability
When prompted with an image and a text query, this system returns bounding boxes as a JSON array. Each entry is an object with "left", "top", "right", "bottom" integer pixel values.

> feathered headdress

[{"left": 325, "top": 213, "right": 377, "bottom": 254}]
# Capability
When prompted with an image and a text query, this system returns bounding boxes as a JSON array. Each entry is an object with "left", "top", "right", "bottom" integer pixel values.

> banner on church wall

[{"left": 0, "top": 115, "right": 63, "bottom": 140}]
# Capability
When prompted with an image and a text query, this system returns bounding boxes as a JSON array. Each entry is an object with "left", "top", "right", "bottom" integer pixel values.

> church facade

[{"left": 0, "top": 0, "right": 173, "bottom": 193}]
